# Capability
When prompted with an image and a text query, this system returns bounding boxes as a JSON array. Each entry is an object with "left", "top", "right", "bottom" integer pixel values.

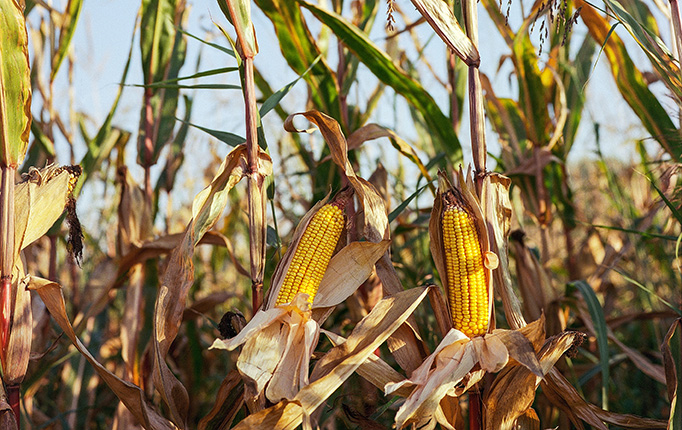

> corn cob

[
  {"left": 441, "top": 189, "right": 488, "bottom": 337},
  {"left": 275, "top": 203, "right": 345, "bottom": 305}
]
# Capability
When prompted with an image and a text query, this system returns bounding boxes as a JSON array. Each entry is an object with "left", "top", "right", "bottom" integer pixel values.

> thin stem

[
  {"left": 243, "top": 57, "right": 266, "bottom": 312},
  {"left": 0, "top": 167, "right": 15, "bottom": 362},
  {"left": 462, "top": 0, "right": 487, "bottom": 180},
  {"left": 468, "top": 390, "right": 482, "bottom": 430}
]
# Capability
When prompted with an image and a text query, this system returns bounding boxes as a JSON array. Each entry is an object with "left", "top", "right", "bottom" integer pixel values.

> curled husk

[{"left": 211, "top": 189, "right": 389, "bottom": 407}]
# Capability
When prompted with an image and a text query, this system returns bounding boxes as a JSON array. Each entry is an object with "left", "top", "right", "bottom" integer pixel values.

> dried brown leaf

[
  {"left": 284, "top": 111, "right": 387, "bottom": 242},
  {"left": 29, "top": 276, "right": 176, "bottom": 430},
  {"left": 198, "top": 370, "right": 244, "bottom": 430},
  {"left": 409, "top": 0, "right": 480, "bottom": 66},
  {"left": 154, "top": 145, "right": 269, "bottom": 426}
]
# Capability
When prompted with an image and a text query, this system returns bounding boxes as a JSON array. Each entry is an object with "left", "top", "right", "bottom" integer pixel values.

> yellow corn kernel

[
  {"left": 276, "top": 203, "right": 345, "bottom": 305},
  {"left": 442, "top": 198, "right": 488, "bottom": 337}
]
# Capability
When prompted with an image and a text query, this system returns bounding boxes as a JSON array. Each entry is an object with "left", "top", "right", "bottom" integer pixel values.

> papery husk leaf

[
  {"left": 484, "top": 331, "right": 580, "bottom": 430},
  {"left": 241, "top": 320, "right": 289, "bottom": 400},
  {"left": 198, "top": 370, "right": 244, "bottom": 430},
  {"left": 490, "top": 323, "right": 544, "bottom": 377},
  {"left": 266, "top": 313, "right": 319, "bottom": 402},
  {"left": 428, "top": 285, "right": 452, "bottom": 338},
  {"left": 385, "top": 328, "right": 470, "bottom": 396},
  {"left": 409, "top": 0, "right": 479, "bottom": 66},
  {"left": 284, "top": 110, "right": 387, "bottom": 242},
  {"left": 322, "top": 329, "right": 412, "bottom": 398},
  {"left": 662, "top": 318, "right": 682, "bottom": 429},
  {"left": 154, "top": 144, "right": 264, "bottom": 426},
  {"left": 312, "top": 240, "right": 390, "bottom": 308},
  {"left": 210, "top": 307, "right": 286, "bottom": 351},
  {"left": 437, "top": 395, "right": 464, "bottom": 430},
  {"left": 28, "top": 276, "right": 177, "bottom": 430},
  {"left": 0, "top": 0, "right": 31, "bottom": 165},
  {"left": 3, "top": 267, "right": 31, "bottom": 384},
  {"left": 262, "top": 195, "right": 331, "bottom": 310},
  {"left": 234, "top": 287, "right": 430, "bottom": 430},
  {"left": 393, "top": 340, "right": 475, "bottom": 429},
  {"left": 471, "top": 334, "right": 509, "bottom": 373},
  {"left": 14, "top": 167, "right": 74, "bottom": 260},
  {"left": 481, "top": 172, "right": 527, "bottom": 329}
]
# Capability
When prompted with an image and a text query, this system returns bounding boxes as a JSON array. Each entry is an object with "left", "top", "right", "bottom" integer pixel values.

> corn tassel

[
  {"left": 441, "top": 190, "right": 488, "bottom": 337},
  {"left": 276, "top": 203, "right": 345, "bottom": 305}
]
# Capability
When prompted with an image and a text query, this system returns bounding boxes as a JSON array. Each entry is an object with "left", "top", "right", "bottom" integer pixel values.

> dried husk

[
  {"left": 384, "top": 318, "right": 544, "bottom": 430},
  {"left": 283, "top": 110, "right": 387, "bottom": 243},
  {"left": 2, "top": 265, "right": 30, "bottom": 384},
  {"left": 198, "top": 370, "right": 244, "bottom": 430},
  {"left": 231, "top": 287, "right": 430, "bottom": 430},
  {"left": 211, "top": 235, "right": 388, "bottom": 405},
  {"left": 483, "top": 331, "right": 581, "bottom": 430}
]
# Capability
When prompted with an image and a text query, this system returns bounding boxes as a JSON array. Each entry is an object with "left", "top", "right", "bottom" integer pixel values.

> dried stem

[
  {"left": 243, "top": 57, "right": 266, "bottom": 312},
  {"left": 0, "top": 166, "right": 15, "bottom": 364},
  {"left": 462, "top": 0, "right": 487, "bottom": 181}
]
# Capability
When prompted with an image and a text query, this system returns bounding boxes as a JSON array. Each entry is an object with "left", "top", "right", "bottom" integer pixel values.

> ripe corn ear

[
  {"left": 441, "top": 191, "right": 488, "bottom": 337},
  {"left": 276, "top": 203, "right": 345, "bottom": 305}
]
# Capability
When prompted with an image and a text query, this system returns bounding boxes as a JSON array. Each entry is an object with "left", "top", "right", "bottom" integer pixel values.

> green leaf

[
  {"left": 176, "top": 118, "right": 245, "bottom": 147},
  {"left": 138, "top": 0, "right": 188, "bottom": 166},
  {"left": 259, "top": 55, "right": 321, "bottom": 118},
  {"left": 254, "top": 0, "right": 341, "bottom": 122},
  {"left": 568, "top": 280, "right": 610, "bottom": 410},
  {"left": 0, "top": 0, "right": 32, "bottom": 166},
  {"left": 222, "top": 0, "right": 258, "bottom": 57},
  {"left": 51, "top": 0, "right": 83, "bottom": 81},
  {"left": 579, "top": 1, "right": 681, "bottom": 160},
  {"left": 298, "top": 0, "right": 461, "bottom": 163}
]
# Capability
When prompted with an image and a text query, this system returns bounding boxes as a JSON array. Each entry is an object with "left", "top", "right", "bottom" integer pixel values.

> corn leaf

[
  {"left": 663, "top": 319, "right": 682, "bottom": 430},
  {"left": 284, "top": 110, "right": 387, "bottom": 242},
  {"left": 221, "top": 0, "right": 258, "bottom": 57},
  {"left": 568, "top": 280, "right": 610, "bottom": 410},
  {"left": 409, "top": 0, "right": 479, "bottom": 66},
  {"left": 601, "top": 0, "right": 682, "bottom": 105},
  {"left": 51, "top": 0, "right": 83, "bottom": 81},
  {"left": 29, "top": 276, "right": 178, "bottom": 430},
  {"left": 297, "top": 1, "right": 462, "bottom": 162},
  {"left": 313, "top": 240, "right": 390, "bottom": 308},
  {"left": 138, "top": 0, "right": 187, "bottom": 166},
  {"left": 0, "top": 0, "right": 31, "bottom": 166},
  {"left": 576, "top": 0, "right": 681, "bottom": 161},
  {"left": 253, "top": 0, "right": 341, "bottom": 121}
]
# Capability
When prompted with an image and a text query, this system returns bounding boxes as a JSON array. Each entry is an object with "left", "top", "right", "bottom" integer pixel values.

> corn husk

[
  {"left": 384, "top": 316, "right": 545, "bottom": 430},
  {"left": 231, "top": 287, "right": 430, "bottom": 430}
]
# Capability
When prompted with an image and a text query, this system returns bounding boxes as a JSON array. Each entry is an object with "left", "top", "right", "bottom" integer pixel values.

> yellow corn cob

[
  {"left": 441, "top": 192, "right": 488, "bottom": 337},
  {"left": 276, "top": 203, "right": 345, "bottom": 305}
]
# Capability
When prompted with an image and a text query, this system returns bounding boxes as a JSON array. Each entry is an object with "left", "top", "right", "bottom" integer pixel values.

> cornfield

[{"left": 0, "top": 0, "right": 680, "bottom": 429}]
